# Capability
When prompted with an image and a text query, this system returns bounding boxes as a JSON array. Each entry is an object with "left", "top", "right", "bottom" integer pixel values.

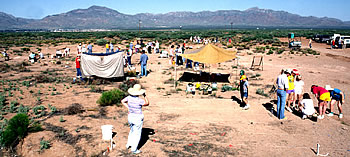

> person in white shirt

[
  {"left": 298, "top": 93, "right": 316, "bottom": 119},
  {"left": 39, "top": 51, "right": 44, "bottom": 59},
  {"left": 77, "top": 43, "right": 82, "bottom": 54},
  {"left": 154, "top": 41, "right": 160, "bottom": 53},
  {"left": 169, "top": 45, "right": 174, "bottom": 65},
  {"left": 64, "top": 47, "right": 70, "bottom": 57},
  {"left": 276, "top": 69, "right": 289, "bottom": 120},
  {"left": 110, "top": 43, "right": 114, "bottom": 52},
  {"left": 294, "top": 75, "right": 304, "bottom": 107},
  {"left": 82, "top": 45, "right": 87, "bottom": 53}
]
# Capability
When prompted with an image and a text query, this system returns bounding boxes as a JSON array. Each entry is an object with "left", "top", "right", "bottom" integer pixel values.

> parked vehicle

[
  {"left": 288, "top": 33, "right": 301, "bottom": 50},
  {"left": 313, "top": 34, "right": 331, "bottom": 43}
]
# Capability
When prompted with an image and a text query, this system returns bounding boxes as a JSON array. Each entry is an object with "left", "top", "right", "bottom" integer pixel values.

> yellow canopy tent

[
  {"left": 180, "top": 44, "right": 237, "bottom": 64},
  {"left": 173, "top": 44, "right": 237, "bottom": 86}
]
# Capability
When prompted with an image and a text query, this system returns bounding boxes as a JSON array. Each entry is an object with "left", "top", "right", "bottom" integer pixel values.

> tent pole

[{"left": 174, "top": 62, "right": 177, "bottom": 89}]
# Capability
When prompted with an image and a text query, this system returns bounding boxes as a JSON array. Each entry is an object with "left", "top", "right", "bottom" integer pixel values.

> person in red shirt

[
  {"left": 75, "top": 55, "right": 84, "bottom": 82},
  {"left": 311, "top": 85, "right": 331, "bottom": 119}
]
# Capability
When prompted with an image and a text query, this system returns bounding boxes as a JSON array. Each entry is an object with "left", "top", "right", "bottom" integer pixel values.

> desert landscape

[{"left": 0, "top": 30, "right": 349, "bottom": 157}]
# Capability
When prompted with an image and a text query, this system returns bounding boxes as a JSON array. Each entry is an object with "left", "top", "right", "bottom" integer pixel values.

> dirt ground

[{"left": 0, "top": 37, "right": 349, "bottom": 157}]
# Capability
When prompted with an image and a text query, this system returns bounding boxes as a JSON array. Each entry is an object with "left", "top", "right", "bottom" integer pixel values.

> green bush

[
  {"left": 96, "top": 39, "right": 108, "bottom": 46},
  {"left": 97, "top": 89, "right": 126, "bottom": 107},
  {"left": 1, "top": 113, "right": 29, "bottom": 147},
  {"left": 40, "top": 139, "right": 51, "bottom": 150}
]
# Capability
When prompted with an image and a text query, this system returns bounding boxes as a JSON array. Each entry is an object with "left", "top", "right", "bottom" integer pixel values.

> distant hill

[
  {"left": 1, "top": 6, "right": 349, "bottom": 30},
  {"left": 0, "top": 12, "right": 37, "bottom": 30}
]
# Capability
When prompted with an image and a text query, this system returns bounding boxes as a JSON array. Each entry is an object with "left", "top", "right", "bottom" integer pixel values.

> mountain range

[{"left": 1, "top": 5, "right": 349, "bottom": 30}]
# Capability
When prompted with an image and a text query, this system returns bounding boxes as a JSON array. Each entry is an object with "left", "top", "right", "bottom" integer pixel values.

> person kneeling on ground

[
  {"left": 298, "top": 93, "right": 316, "bottom": 120},
  {"left": 121, "top": 84, "right": 149, "bottom": 154},
  {"left": 240, "top": 75, "right": 250, "bottom": 110},
  {"left": 325, "top": 85, "right": 345, "bottom": 119}
]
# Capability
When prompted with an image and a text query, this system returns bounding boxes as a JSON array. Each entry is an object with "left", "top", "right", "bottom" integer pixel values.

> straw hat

[
  {"left": 325, "top": 85, "right": 333, "bottom": 91},
  {"left": 128, "top": 84, "right": 145, "bottom": 96}
]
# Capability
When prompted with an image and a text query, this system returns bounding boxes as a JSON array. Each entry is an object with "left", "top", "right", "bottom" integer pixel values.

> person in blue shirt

[
  {"left": 87, "top": 43, "right": 92, "bottom": 54},
  {"left": 325, "top": 85, "right": 345, "bottom": 118},
  {"left": 139, "top": 50, "right": 148, "bottom": 77}
]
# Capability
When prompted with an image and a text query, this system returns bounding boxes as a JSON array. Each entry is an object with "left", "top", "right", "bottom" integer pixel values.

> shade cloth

[
  {"left": 180, "top": 44, "right": 236, "bottom": 64},
  {"left": 82, "top": 51, "right": 123, "bottom": 56},
  {"left": 81, "top": 52, "right": 124, "bottom": 78}
]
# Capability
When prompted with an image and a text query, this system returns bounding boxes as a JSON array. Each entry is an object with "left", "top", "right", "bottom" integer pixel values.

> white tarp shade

[{"left": 81, "top": 53, "right": 124, "bottom": 78}]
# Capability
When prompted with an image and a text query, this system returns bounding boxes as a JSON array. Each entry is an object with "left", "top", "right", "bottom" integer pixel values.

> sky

[{"left": 1, "top": 0, "right": 349, "bottom": 21}]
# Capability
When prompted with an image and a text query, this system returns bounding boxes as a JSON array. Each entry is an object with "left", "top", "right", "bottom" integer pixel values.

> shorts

[
  {"left": 295, "top": 89, "right": 302, "bottom": 95},
  {"left": 320, "top": 92, "right": 331, "bottom": 102},
  {"left": 332, "top": 95, "right": 342, "bottom": 102},
  {"left": 241, "top": 92, "right": 248, "bottom": 98},
  {"left": 287, "top": 89, "right": 295, "bottom": 94}
]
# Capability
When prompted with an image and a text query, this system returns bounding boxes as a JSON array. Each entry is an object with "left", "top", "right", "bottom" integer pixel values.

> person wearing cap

[
  {"left": 276, "top": 69, "right": 289, "bottom": 120},
  {"left": 75, "top": 54, "right": 84, "bottom": 82},
  {"left": 294, "top": 75, "right": 304, "bottom": 106},
  {"left": 239, "top": 75, "right": 250, "bottom": 110},
  {"left": 325, "top": 85, "right": 345, "bottom": 118},
  {"left": 121, "top": 84, "right": 149, "bottom": 154},
  {"left": 286, "top": 69, "right": 295, "bottom": 112},
  {"left": 311, "top": 85, "right": 331, "bottom": 119}
]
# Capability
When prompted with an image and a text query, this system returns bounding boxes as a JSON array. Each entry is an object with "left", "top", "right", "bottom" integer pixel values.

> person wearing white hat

[
  {"left": 325, "top": 85, "right": 345, "bottom": 118},
  {"left": 121, "top": 84, "right": 149, "bottom": 154}
]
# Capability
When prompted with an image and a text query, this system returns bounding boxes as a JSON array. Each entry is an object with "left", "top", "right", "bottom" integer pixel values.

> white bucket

[{"left": 101, "top": 125, "right": 113, "bottom": 141}]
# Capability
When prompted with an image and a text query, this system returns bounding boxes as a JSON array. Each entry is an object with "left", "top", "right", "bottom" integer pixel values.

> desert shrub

[
  {"left": 64, "top": 103, "right": 84, "bottom": 115},
  {"left": 1, "top": 113, "right": 29, "bottom": 147},
  {"left": 267, "top": 49, "right": 274, "bottom": 55},
  {"left": 227, "top": 45, "right": 233, "bottom": 48},
  {"left": 17, "top": 104, "right": 29, "bottom": 114},
  {"left": 97, "top": 89, "right": 126, "bottom": 107},
  {"left": 96, "top": 39, "right": 108, "bottom": 46},
  {"left": 256, "top": 88, "right": 269, "bottom": 97},
  {"left": 40, "top": 139, "right": 51, "bottom": 150},
  {"left": 119, "top": 79, "right": 139, "bottom": 92}
]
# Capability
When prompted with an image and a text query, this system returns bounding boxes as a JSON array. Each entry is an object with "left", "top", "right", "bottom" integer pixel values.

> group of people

[
  {"left": 28, "top": 51, "right": 45, "bottom": 63},
  {"left": 78, "top": 43, "right": 94, "bottom": 54},
  {"left": 276, "top": 68, "right": 344, "bottom": 120}
]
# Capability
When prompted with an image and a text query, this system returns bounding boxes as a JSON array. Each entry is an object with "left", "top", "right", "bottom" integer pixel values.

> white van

[{"left": 340, "top": 36, "right": 350, "bottom": 48}]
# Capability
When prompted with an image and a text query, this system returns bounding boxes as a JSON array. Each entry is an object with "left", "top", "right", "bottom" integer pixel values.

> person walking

[
  {"left": 325, "top": 85, "right": 345, "bottom": 118},
  {"left": 240, "top": 75, "right": 250, "bottom": 110},
  {"left": 121, "top": 84, "right": 149, "bottom": 154},
  {"left": 139, "top": 50, "right": 148, "bottom": 77},
  {"left": 276, "top": 69, "right": 289, "bottom": 120},
  {"left": 311, "top": 85, "right": 331, "bottom": 119},
  {"left": 309, "top": 39, "right": 312, "bottom": 48},
  {"left": 75, "top": 54, "right": 84, "bottom": 82}
]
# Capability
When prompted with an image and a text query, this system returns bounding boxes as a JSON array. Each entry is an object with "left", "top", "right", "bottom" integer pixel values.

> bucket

[{"left": 101, "top": 125, "right": 113, "bottom": 140}]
